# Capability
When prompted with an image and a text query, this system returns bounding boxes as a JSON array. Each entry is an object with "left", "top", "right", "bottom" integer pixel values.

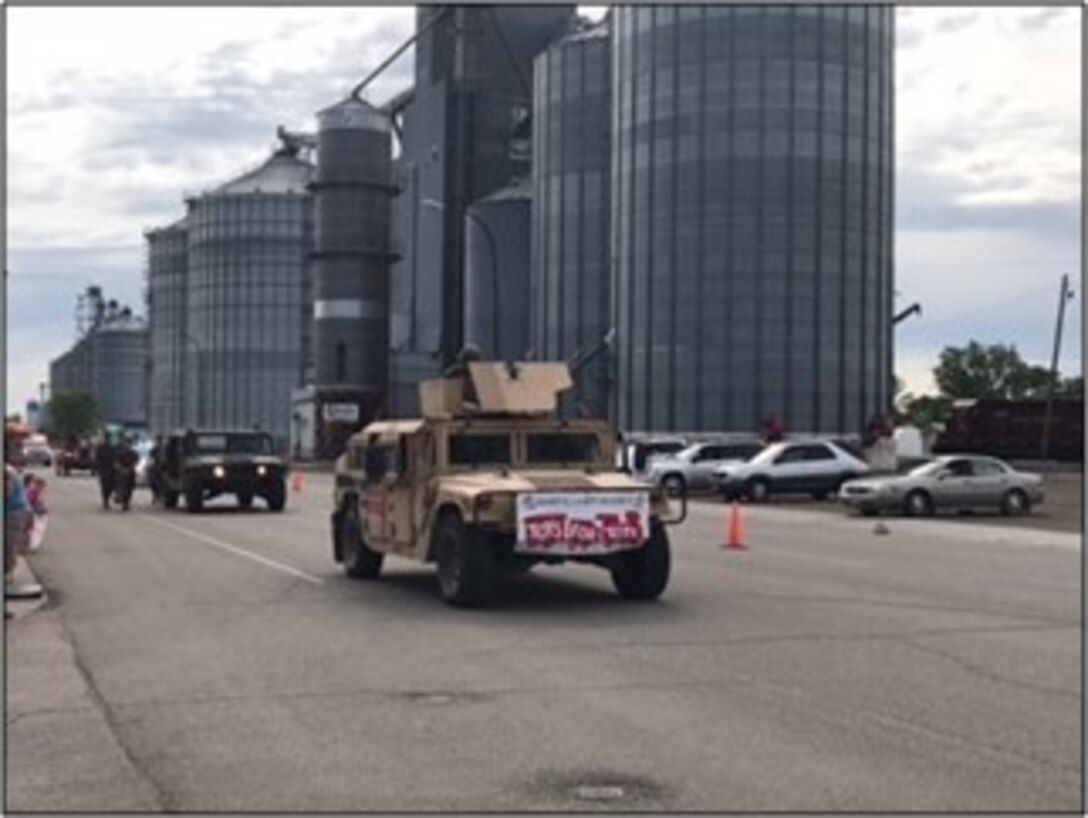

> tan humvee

[{"left": 330, "top": 360, "right": 685, "bottom": 607}]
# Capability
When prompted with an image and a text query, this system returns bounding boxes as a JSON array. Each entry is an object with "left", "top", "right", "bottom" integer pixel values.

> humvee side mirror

[{"left": 364, "top": 448, "right": 387, "bottom": 482}]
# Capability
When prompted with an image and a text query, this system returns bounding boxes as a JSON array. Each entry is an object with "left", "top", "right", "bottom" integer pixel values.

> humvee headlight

[
  {"left": 213, "top": 466, "right": 226, "bottom": 478},
  {"left": 257, "top": 465, "right": 267, "bottom": 476}
]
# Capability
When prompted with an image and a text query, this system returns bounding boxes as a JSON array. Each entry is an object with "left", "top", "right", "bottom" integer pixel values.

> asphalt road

[{"left": 6, "top": 473, "right": 1082, "bottom": 812}]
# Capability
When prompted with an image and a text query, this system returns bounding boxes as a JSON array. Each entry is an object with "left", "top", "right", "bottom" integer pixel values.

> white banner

[{"left": 515, "top": 492, "right": 650, "bottom": 556}]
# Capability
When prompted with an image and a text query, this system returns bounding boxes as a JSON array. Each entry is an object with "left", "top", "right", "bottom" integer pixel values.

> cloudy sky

[{"left": 5, "top": 5, "right": 1082, "bottom": 415}]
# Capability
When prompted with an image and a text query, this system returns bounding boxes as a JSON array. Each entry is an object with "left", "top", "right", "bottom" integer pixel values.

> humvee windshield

[
  {"left": 527, "top": 433, "right": 598, "bottom": 464},
  {"left": 189, "top": 433, "right": 274, "bottom": 456},
  {"left": 449, "top": 434, "right": 511, "bottom": 466}
]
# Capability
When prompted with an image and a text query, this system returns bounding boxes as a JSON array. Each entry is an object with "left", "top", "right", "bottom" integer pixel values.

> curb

[{"left": 6, "top": 557, "right": 48, "bottom": 621}]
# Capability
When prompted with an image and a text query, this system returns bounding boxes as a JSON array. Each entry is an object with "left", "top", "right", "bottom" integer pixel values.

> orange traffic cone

[
  {"left": 723, "top": 501, "right": 747, "bottom": 551},
  {"left": 291, "top": 471, "right": 304, "bottom": 493}
]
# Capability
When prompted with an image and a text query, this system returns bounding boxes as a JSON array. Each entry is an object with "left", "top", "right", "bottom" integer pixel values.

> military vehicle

[
  {"left": 331, "top": 361, "right": 686, "bottom": 607},
  {"left": 159, "top": 429, "right": 288, "bottom": 513}
]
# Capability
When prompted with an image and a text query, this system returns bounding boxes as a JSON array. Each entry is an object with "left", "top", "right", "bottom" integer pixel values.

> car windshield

[
  {"left": 908, "top": 460, "right": 943, "bottom": 477},
  {"left": 449, "top": 434, "right": 511, "bottom": 467},
  {"left": 192, "top": 434, "right": 273, "bottom": 455},
  {"left": 527, "top": 433, "right": 598, "bottom": 464}
]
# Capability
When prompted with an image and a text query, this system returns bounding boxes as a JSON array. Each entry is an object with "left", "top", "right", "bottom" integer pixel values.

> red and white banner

[{"left": 515, "top": 492, "right": 650, "bottom": 556}]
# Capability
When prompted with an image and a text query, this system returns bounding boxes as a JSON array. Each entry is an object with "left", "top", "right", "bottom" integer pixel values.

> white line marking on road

[{"left": 141, "top": 515, "right": 325, "bottom": 585}]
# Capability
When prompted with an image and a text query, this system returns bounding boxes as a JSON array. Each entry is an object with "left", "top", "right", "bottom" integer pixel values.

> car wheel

[
  {"left": 435, "top": 514, "right": 497, "bottom": 608},
  {"left": 266, "top": 480, "right": 287, "bottom": 512},
  {"left": 611, "top": 522, "right": 671, "bottom": 601},
  {"left": 903, "top": 489, "right": 933, "bottom": 517},
  {"left": 341, "top": 504, "right": 383, "bottom": 579},
  {"left": 661, "top": 473, "right": 686, "bottom": 498},
  {"left": 185, "top": 481, "right": 203, "bottom": 513},
  {"left": 747, "top": 477, "right": 771, "bottom": 503},
  {"left": 237, "top": 492, "right": 254, "bottom": 510},
  {"left": 1001, "top": 488, "right": 1030, "bottom": 516}
]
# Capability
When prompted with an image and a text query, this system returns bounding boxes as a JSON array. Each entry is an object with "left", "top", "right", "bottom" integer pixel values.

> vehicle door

[
  {"left": 361, "top": 437, "right": 402, "bottom": 546},
  {"left": 768, "top": 445, "right": 810, "bottom": 492},
  {"left": 384, "top": 435, "right": 417, "bottom": 550},
  {"left": 932, "top": 458, "right": 974, "bottom": 509},
  {"left": 689, "top": 445, "right": 726, "bottom": 489},
  {"left": 966, "top": 457, "right": 1009, "bottom": 509},
  {"left": 801, "top": 443, "right": 841, "bottom": 493}
]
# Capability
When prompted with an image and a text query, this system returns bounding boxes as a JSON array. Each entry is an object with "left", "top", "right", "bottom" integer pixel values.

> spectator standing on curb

[
  {"left": 5, "top": 463, "right": 43, "bottom": 601},
  {"left": 26, "top": 474, "right": 49, "bottom": 552}
]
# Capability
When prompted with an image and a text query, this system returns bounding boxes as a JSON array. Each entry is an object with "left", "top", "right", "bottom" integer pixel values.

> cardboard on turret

[
  {"left": 419, "top": 378, "right": 464, "bottom": 419},
  {"left": 467, "top": 362, "right": 572, "bottom": 414}
]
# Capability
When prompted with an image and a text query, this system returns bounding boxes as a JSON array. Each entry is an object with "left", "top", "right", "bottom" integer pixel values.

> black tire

[
  {"left": 612, "top": 522, "right": 671, "bottom": 600},
  {"left": 163, "top": 490, "right": 179, "bottom": 509},
  {"left": 237, "top": 492, "right": 254, "bottom": 510},
  {"left": 1001, "top": 488, "right": 1030, "bottom": 516},
  {"left": 661, "top": 473, "right": 686, "bottom": 498},
  {"left": 903, "top": 489, "right": 934, "bottom": 517},
  {"left": 266, "top": 480, "right": 287, "bottom": 512},
  {"left": 747, "top": 477, "right": 771, "bottom": 503},
  {"left": 185, "top": 481, "right": 203, "bottom": 513},
  {"left": 341, "top": 504, "right": 383, "bottom": 579},
  {"left": 435, "top": 514, "right": 497, "bottom": 608}
]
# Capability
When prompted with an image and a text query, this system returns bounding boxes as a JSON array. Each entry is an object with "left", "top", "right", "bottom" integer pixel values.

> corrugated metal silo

[
  {"left": 91, "top": 316, "right": 149, "bottom": 427},
  {"left": 531, "top": 20, "right": 612, "bottom": 417},
  {"left": 610, "top": 6, "right": 894, "bottom": 436},
  {"left": 464, "top": 178, "right": 532, "bottom": 362},
  {"left": 311, "top": 97, "right": 396, "bottom": 457},
  {"left": 185, "top": 143, "right": 313, "bottom": 442},
  {"left": 146, "top": 217, "right": 188, "bottom": 434}
]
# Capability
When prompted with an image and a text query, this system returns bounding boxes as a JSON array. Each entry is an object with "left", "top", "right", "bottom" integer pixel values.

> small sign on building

[{"left": 322, "top": 402, "right": 360, "bottom": 423}]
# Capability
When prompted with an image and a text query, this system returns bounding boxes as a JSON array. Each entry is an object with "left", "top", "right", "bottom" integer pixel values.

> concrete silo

[
  {"left": 146, "top": 217, "right": 188, "bottom": 434},
  {"left": 185, "top": 138, "right": 313, "bottom": 443},
  {"left": 610, "top": 6, "right": 894, "bottom": 435},
  {"left": 463, "top": 178, "right": 532, "bottom": 362},
  {"left": 310, "top": 97, "right": 396, "bottom": 459},
  {"left": 531, "top": 19, "right": 612, "bottom": 417}
]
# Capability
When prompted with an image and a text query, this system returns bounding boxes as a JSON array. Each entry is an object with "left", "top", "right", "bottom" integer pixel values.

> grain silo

[
  {"left": 310, "top": 97, "right": 396, "bottom": 458},
  {"left": 91, "top": 313, "right": 149, "bottom": 428},
  {"left": 463, "top": 178, "right": 532, "bottom": 362},
  {"left": 185, "top": 137, "right": 313, "bottom": 442},
  {"left": 531, "top": 19, "right": 612, "bottom": 417},
  {"left": 146, "top": 217, "right": 188, "bottom": 434},
  {"left": 610, "top": 6, "right": 894, "bottom": 435}
]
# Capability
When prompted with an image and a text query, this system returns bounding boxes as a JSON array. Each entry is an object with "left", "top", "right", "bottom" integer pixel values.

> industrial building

[
  {"left": 49, "top": 288, "right": 149, "bottom": 429},
  {"left": 145, "top": 133, "right": 314, "bottom": 443},
  {"left": 530, "top": 20, "right": 612, "bottom": 417},
  {"left": 145, "top": 217, "right": 188, "bottom": 435},
  {"left": 608, "top": 6, "right": 894, "bottom": 435},
  {"left": 387, "top": 5, "right": 576, "bottom": 415}
]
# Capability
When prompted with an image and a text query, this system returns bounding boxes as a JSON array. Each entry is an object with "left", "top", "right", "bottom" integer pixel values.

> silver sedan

[{"left": 839, "top": 455, "right": 1045, "bottom": 517}]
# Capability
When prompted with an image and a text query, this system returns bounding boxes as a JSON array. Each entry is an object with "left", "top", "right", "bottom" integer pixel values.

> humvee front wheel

[
  {"left": 185, "top": 481, "right": 204, "bottom": 513},
  {"left": 611, "top": 522, "right": 670, "bottom": 600},
  {"left": 266, "top": 479, "right": 287, "bottom": 512},
  {"left": 341, "top": 504, "right": 383, "bottom": 579},
  {"left": 435, "top": 514, "right": 497, "bottom": 608}
]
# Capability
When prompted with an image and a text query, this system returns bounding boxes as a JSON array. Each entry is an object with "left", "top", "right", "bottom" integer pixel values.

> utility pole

[{"left": 1040, "top": 273, "right": 1074, "bottom": 462}]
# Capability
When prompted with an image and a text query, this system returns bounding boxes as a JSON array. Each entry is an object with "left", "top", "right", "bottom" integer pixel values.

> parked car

[
  {"left": 22, "top": 443, "right": 54, "bottom": 468},
  {"left": 714, "top": 440, "right": 869, "bottom": 502},
  {"left": 617, "top": 437, "right": 688, "bottom": 477},
  {"left": 838, "top": 454, "right": 1044, "bottom": 517},
  {"left": 648, "top": 440, "right": 765, "bottom": 495},
  {"left": 56, "top": 440, "right": 96, "bottom": 476}
]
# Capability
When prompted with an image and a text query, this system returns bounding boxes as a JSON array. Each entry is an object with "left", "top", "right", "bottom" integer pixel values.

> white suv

[{"left": 713, "top": 440, "right": 868, "bottom": 502}]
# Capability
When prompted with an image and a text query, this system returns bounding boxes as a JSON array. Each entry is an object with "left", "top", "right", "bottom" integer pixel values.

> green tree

[
  {"left": 1058, "top": 375, "right": 1084, "bottom": 397},
  {"left": 896, "top": 393, "right": 954, "bottom": 432},
  {"left": 933, "top": 341, "right": 1051, "bottom": 400},
  {"left": 47, "top": 392, "right": 100, "bottom": 442}
]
